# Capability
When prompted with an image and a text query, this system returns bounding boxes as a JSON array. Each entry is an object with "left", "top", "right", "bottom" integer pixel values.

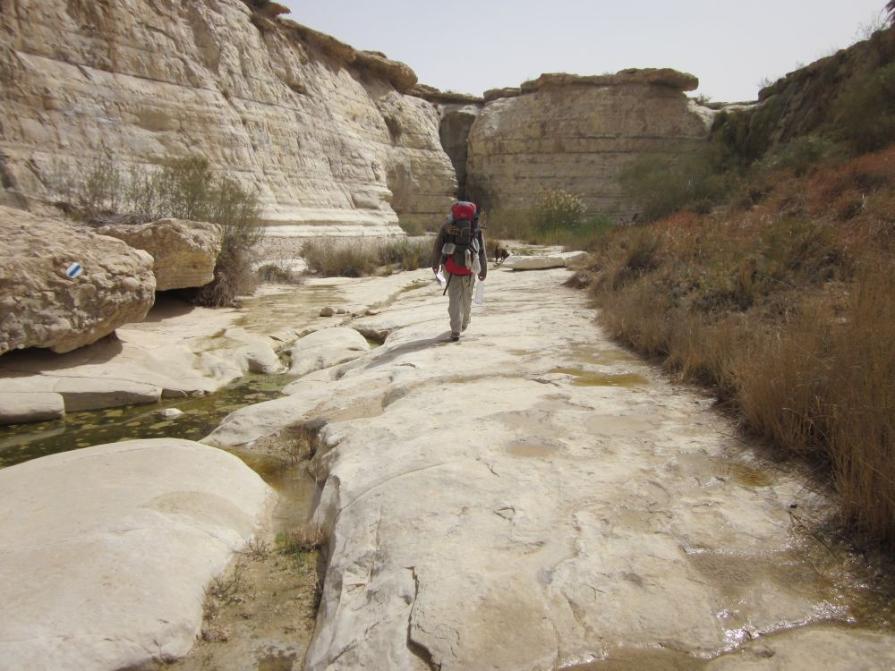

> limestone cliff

[
  {"left": 467, "top": 69, "right": 713, "bottom": 220},
  {"left": 0, "top": 0, "right": 457, "bottom": 239}
]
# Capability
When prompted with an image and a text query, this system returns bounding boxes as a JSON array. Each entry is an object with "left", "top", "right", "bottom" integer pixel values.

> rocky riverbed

[{"left": 1, "top": 263, "right": 894, "bottom": 670}]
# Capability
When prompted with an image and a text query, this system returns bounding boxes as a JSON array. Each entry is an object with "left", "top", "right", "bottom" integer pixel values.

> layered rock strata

[
  {"left": 0, "top": 206, "right": 155, "bottom": 355},
  {"left": 98, "top": 219, "right": 222, "bottom": 291},
  {"left": 467, "top": 69, "right": 713, "bottom": 220},
  {"left": 0, "top": 439, "right": 273, "bottom": 670},
  {"left": 0, "top": 0, "right": 456, "bottom": 239}
]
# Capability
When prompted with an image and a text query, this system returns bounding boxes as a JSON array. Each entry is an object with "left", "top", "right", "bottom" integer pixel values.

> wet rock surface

[
  {"left": 205, "top": 266, "right": 895, "bottom": 670},
  {"left": 0, "top": 439, "right": 274, "bottom": 671}
]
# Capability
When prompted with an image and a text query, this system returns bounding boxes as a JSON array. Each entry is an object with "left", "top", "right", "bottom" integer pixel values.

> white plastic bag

[
  {"left": 435, "top": 268, "right": 447, "bottom": 289},
  {"left": 474, "top": 279, "right": 485, "bottom": 305}
]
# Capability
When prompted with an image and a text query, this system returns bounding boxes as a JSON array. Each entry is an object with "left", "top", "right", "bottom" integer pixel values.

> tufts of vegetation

[
  {"left": 301, "top": 237, "right": 431, "bottom": 277},
  {"left": 581, "top": 145, "right": 895, "bottom": 546},
  {"left": 485, "top": 189, "right": 614, "bottom": 250},
  {"left": 50, "top": 156, "right": 263, "bottom": 306},
  {"left": 833, "top": 62, "right": 895, "bottom": 154},
  {"left": 619, "top": 144, "right": 738, "bottom": 222},
  {"left": 256, "top": 262, "right": 304, "bottom": 285}
]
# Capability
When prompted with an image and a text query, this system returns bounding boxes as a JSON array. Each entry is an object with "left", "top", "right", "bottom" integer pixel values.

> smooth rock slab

[
  {"left": 288, "top": 327, "right": 370, "bottom": 377},
  {"left": 3, "top": 375, "right": 162, "bottom": 412},
  {"left": 0, "top": 439, "right": 274, "bottom": 671},
  {"left": 502, "top": 251, "right": 588, "bottom": 271},
  {"left": 0, "top": 391, "right": 64, "bottom": 424},
  {"left": 205, "top": 268, "right": 895, "bottom": 670}
]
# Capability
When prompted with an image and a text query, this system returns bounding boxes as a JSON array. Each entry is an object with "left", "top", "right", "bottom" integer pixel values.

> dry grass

[
  {"left": 302, "top": 237, "right": 432, "bottom": 277},
  {"left": 584, "top": 145, "right": 895, "bottom": 546}
]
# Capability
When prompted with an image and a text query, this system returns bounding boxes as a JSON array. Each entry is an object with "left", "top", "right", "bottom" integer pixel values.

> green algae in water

[
  {"left": 0, "top": 373, "right": 294, "bottom": 469},
  {"left": 551, "top": 367, "right": 648, "bottom": 388}
]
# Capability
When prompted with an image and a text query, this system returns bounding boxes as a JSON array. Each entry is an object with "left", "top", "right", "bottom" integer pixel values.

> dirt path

[{"left": 203, "top": 265, "right": 895, "bottom": 670}]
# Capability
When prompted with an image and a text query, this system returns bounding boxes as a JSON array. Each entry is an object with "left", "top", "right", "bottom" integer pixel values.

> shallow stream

[{"left": 0, "top": 372, "right": 293, "bottom": 468}]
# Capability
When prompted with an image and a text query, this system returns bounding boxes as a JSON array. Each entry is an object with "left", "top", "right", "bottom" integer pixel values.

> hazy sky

[{"left": 279, "top": 1, "right": 890, "bottom": 102}]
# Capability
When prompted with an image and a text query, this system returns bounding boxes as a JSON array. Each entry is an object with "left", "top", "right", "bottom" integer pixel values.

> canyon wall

[
  {"left": 466, "top": 70, "right": 714, "bottom": 220},
  {"left": 0, "top": 0, "right": 457, "bottom": 239}
]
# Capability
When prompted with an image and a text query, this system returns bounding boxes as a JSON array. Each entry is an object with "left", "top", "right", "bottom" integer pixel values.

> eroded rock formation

[
  {"left": 97, "top": 219, "right": 222, "bottom": 291},
  {"left": 0, "top": 206, "right": 155, "bottom": 355},
  {"left": 0, "top": 0, "right": 456, "bottom": 239},
  {"left": 467, "top": 69, "right": 713, "bottom": 220}
]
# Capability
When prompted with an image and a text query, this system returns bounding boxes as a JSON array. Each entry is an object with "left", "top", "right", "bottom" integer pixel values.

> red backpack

[{"left": 442, "top": 202, "right": 479, "bottom": 276}]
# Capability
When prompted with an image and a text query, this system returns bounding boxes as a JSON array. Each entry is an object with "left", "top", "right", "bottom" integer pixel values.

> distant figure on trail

[{"left": 432, "top": 201, "right": 487, "bottom": 342}]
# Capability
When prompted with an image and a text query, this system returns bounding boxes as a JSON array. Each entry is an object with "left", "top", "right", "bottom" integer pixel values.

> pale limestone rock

[
  {"left": 0, "top": 1, "right": 455, "bottom": 241},
  {"left": 502, "top": 250, "right": 588, "bottom": 271},
  {"left": 97, "top": 219, "right": 223, "bottom": 291},
  {"left": 467, "top": 69, "right": 711, "bottom": 221},
  {"left": 0, "top": 273, "right": 424, "bottom": 423},
  {"left": 237, "top": 340, "right": 286, "bottom": 375},
  {"left": 0, "top": 392, "right": 64, "bottom": 425},
  {"left": 439, "top": 104, "right": 481, "bottom": 199},
  {"left": 0, "top": 206, "right": 156, "bottom": 355},
  {"left": 0, "top": 439, "right": 274, "bottom": 671},
  {"left": 288, "top": 327, "right": 369, "bottom": 377},
  {"left": 204, "top": 267, "right": 893, "bottom": 670}
]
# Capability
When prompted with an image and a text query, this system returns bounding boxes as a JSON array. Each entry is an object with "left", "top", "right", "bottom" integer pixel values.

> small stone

[
  {"left": 160, "top": 408, "right": 184, "bottom": 419},
  {"left": 320, "top": 307, "right": 335, "bottom": 317},
  {"left": 201, "top": 625, "right": 231, "bottom": 642}
]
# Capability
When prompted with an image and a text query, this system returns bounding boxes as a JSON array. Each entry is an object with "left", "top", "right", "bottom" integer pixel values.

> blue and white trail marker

[{"left": 65, "top": 262, "right": 83, "bottom": 279}]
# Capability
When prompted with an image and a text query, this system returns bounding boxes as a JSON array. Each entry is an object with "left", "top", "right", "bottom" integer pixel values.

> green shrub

[
  {"left": 760, "top": 135, "right": 842, "bottom": 176},
  {"left": 834, "top": 62, "right": 895, "bottom": 153},
  {"left": 483, "top": 192, "right": 614, "bottom": 250},
  {"left": 619, "top": 145, "right": 736, "bottom": 222},
  {"left": 533, "top": 189, "right": 586, "bottom": 236},
  {"left": 64, "top": 156, "right": 263, "bottom": 306}
]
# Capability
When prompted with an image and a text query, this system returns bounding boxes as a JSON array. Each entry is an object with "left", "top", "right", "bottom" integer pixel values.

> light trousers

[{"left": 447, "top": 273, "right": 475, "bottom": 336}]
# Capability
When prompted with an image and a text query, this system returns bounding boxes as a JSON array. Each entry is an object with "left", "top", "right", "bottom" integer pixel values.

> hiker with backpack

[{"left": 432, "top": 201, "right": 488, "bottom": 342}]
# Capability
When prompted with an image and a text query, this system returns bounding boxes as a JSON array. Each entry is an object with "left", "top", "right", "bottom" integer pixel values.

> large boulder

[
  {"left": 0, "top": 206, "right": 156, "bottom": 355},
  {"left": 0, "top": 439, "right": 274, "bottom": 670},
  {"left": 97, "top": 219, "right": 223, "bottom": 291}
]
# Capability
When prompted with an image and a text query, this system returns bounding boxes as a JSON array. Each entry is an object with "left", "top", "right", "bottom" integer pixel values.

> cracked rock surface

[{"left": 206, "top": 267, "right": 895, "bottom": 670}]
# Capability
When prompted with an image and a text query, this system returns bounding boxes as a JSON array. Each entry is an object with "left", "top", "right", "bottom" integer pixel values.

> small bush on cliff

[
  {"left": 60, "top": 156, "right": 263, "bottom": 306},
  {"left": 834, "top": 62, "right": 895, "bottom": 154}
]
